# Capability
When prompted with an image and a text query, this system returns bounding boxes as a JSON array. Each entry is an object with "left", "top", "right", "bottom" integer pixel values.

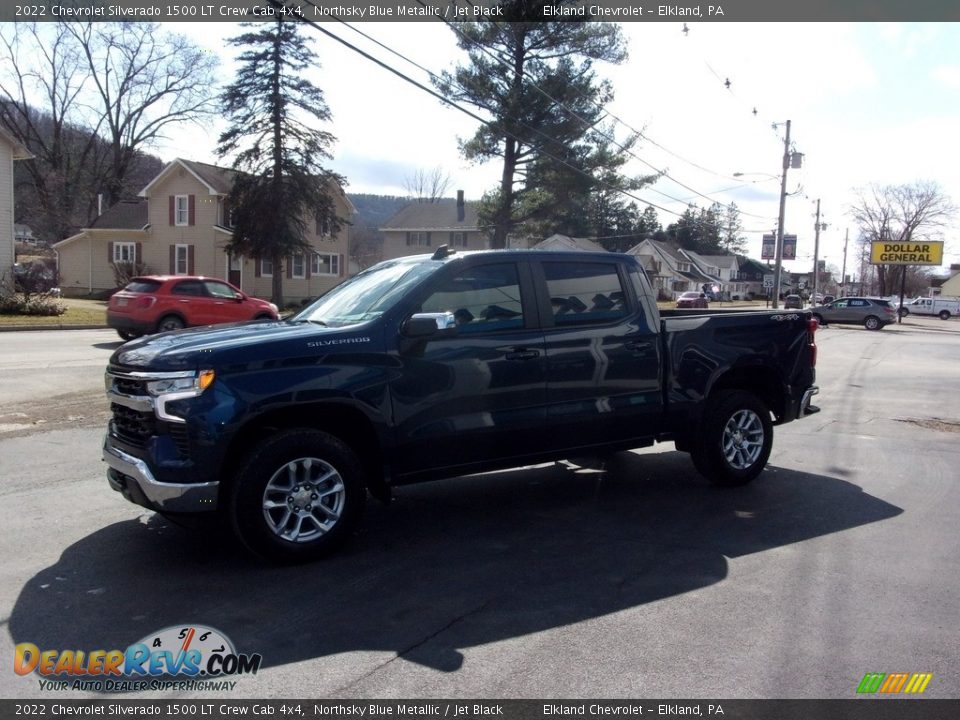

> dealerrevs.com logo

[{"left": 14, "top": 625, "right": 262, "bottom": 693}]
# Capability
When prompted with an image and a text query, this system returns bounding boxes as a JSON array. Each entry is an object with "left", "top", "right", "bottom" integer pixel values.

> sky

[{"left": 156, "top": 21, "right": 960, "bottom": 279}]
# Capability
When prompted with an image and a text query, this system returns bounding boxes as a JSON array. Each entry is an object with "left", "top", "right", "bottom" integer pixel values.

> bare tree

[
  {"left": 849, "top": 181, "right": 956, "bottom": 295},
  {"left": 404, "top": 166, "right": 452, "bottom": 204},
  {"left": 67, "top": 22, "right": 219, "bottom": 206},
  {"left": 0, "top": 22, "right": 218, "bottom": 242},
  {"left": 0, "top": 23, "right": 107, "bottom": 243}
]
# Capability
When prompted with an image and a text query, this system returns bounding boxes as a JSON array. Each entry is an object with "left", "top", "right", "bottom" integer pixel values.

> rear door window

[
  {"left": 171, "top": 280, "right": 206, "bottom": 297},
  {"left": 541, "top": 261, "right": 628, "bottom": 326}
]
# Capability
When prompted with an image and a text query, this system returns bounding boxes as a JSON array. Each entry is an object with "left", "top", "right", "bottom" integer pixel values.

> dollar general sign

[{"left": 870, "top": 241, "right": 944, "bottom": 266}]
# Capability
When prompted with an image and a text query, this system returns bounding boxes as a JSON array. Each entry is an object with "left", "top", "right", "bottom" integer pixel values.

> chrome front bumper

[{"left": 103, "top": 439, "right": 218, "bottom": 513}]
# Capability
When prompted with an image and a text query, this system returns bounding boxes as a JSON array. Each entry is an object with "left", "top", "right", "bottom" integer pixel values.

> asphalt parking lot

[{"left": 1, "top": 318, "right": 958, "bottom": 700}]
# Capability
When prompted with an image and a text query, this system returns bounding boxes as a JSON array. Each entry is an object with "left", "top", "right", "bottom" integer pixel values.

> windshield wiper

[{"left": 308, "top": 319, "right": 329, "bottom": 327}]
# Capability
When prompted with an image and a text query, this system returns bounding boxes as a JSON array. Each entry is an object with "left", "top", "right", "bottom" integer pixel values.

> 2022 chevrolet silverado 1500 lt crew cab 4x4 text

[{"left": 103, "top": 248, "right": 820, "bottom": 562}]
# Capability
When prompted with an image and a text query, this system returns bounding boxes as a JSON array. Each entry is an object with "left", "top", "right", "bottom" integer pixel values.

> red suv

[{"left": 107, "top": 276, "right": 279, "bottom": 340}]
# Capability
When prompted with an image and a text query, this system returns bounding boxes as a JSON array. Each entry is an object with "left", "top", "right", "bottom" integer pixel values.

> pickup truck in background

[
  {"left": 103, "top": 248, "right": 820, "bottom": 562},
  {"left": 897, "top": 296, "right": 960, "bottom": 320}
]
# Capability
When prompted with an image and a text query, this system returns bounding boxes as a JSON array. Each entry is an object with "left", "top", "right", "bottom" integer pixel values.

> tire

[
  {"left": 690, "top": 390, "right": 773, "bottom": 487},
  {"left": 939, "top": 310, "right": 951, "bottom": 320},
  {"left": 156, "top": 315, "right": 185, "bottom": 333},
  {"left": 253, "top": 314, "right": 274, "bottom": 321},
  {"left": 117, "top": 330, "right": 140, "bottom": 341},
  {"left": 898, "top": 307, "right": 909, "bottom": 317},
  {"left": 864, "top": 315, "right": 882, "bottom": 330},
  {"left": 228, "top": 429, "right": 366, "bottom": 562},
  {"left": 812, "top": 313, "right": 825, "bottom": 327}
]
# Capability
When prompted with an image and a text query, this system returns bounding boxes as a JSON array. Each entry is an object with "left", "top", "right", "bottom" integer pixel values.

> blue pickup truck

[{"left": 103, "top": 248, "right": 820, "bottom": 561}]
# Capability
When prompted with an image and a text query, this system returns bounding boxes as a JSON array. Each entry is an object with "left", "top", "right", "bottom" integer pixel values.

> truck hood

[{"left": 109, "top": 320, "right": 378, "bottom": 372}]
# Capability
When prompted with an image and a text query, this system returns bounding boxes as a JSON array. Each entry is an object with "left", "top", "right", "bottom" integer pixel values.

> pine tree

[
  {"left": 216, "top": 12, "right": 342, "bottom": 306},
  {"left": 435, "top": 6, "right": 627, "bottom": 247}
]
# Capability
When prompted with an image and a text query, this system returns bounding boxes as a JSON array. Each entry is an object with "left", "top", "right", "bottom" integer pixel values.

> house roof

[
  {"left": 533, "top": 234, "right": 607, "bottom": 253},
  {"left": 90, "top": 198, "right": 149, "bottom": 230},
  {"left": 0, "top": 125, "right": 31, "bottom": 159},
  {"left": 695, "top": 254, "right": 739, "bottom": 269},
  {"left": 138, "top": 157, "right": 357, "bottom": 214},
  {"left": 380, "top": 198, "right": 481, "bottom": 231}
]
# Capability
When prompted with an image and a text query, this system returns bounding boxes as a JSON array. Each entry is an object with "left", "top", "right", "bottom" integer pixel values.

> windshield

[{"left": 292, "top": 258, "right": 440, "bottom": 328}]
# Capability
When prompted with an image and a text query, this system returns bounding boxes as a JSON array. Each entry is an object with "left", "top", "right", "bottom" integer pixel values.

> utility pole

[
  {"left": 771, "top": 120, "right": 791, "bottom": 309},
  {"left": 812, "top": 199, "right": 822, "bottom": 305},
  {"left": 840, "top": 228, "right": 848, "bottom": 298}
]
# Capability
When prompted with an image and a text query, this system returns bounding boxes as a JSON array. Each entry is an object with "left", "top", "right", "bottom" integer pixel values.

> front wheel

[
  {"left": 228, "top": 429, "right": 366, "bottom": 562},
  {"left": 156, "top": 314, "right": 185, "bottom": 333},
  {"left": 117, "top": 330, "right": 140, "bottom": 341},
  {"left": 939, "top": 310, "right": 951, "bottom": 320},
  {"left": 864, "top": 315, "right": 882, "bottom": 330},
  {"left": 690, "top": 390, "right": 773, "bottom": 487}
]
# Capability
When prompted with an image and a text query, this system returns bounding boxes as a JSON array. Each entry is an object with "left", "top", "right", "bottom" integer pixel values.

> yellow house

[{"left": 54, "top": 158, "right": 354, "bottom": 302}]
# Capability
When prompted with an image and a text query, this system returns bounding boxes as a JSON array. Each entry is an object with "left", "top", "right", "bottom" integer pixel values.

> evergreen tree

[
  {"left": 435, "top": 6, "right": 627, "bottom": 247},
  {"left": 217, "top": 12, "right": 342, "bottom": 305}
]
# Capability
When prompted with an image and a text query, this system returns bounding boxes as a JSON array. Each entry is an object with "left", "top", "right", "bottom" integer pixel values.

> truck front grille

[{"left": 110, "top": 404, "right": 155, "bottom": 448}]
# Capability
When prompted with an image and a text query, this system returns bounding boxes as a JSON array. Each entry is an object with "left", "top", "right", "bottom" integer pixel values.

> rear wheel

[
  {"left": 229, "top": 429, "right": 366, "bottom": 563},
  {"left": 117, "top": 330, "right": 140, "bottom": 341},
  {"left": 898, "top": 307, "right": 909, "bottom": 317},
  {"left": 864, "top": 315, "right": 882, "bottom": 330},
  {"left": 690, "top": 390, "right": 773, "bottom": 486},
  {"left": 812, "top": 313, "right": 825, "bottom": 327},
  {"left": 156, "top": 315, "right": 185, "bottom": 333},
  {"left": 939, "top": 310, "right": 951, "bottom": 320}
]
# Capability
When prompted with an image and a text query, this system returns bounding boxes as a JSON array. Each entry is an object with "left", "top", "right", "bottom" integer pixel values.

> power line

[{"left": 290, "top": 6, "right": 760, "bottom": 239}]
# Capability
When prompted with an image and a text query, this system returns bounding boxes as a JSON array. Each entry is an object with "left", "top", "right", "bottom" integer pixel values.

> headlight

[{"left": 146, "top": 370, "right": 215, "bottom": 396}]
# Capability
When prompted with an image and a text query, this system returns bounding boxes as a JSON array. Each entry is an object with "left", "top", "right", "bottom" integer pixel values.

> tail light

[
  {"left": 135, "top": 296, "right": 156, "bottom": 310},
  {"left": 807, "top": 316, "right": 818, "bottom": 367}
]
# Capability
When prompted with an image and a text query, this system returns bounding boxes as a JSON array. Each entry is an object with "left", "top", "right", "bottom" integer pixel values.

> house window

[
  {"left": 259, "top": 258, "right": 273, "bottom": 277},
  {"left": 174, "top": 195, "right": 189, "bottom": 226},
  {"left": 407, "top": 232, "right": 430, "bottom": 247},
  {"left": 315, "top": 216, "right": 331, "bottom": 237},
  {"left": 291, "top": 253, "right": 306, "bottom": 279},
  {"left": 677, "top": 262, "right": 691, "bottom": 273},
  {"left": 113, "top": 242, "right": 136, "bottom": 263},
  {"left": 311, "top": 253, "right": 340, "bottom": 276},
  {"left": 174, "top": 244, "right": 190, "bottom": 275},
  {"left": 450, "top": 232, "right": 467, "bottom": 248}
]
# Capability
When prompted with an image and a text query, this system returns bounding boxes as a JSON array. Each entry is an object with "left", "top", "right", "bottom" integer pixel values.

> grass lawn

[{"left": 0, "top": 297, "right": 107, "bottom": 328}]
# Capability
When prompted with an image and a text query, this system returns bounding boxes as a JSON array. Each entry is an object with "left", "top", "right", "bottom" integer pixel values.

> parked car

[
  {"left": 103, "top": 248, "right": 820, "bottom": 561},
  {"left": 676, "top": 291, "right": 708, "bottom": 308},
  {"left": 897, "top": 296, "right": 960, "bottom": 320},
  {"left": 784, "top": 294, "right": 803, "bottom": 309},
  {"left": 810, "top": 297, "right": 898, "bottom": 330},
  {"left": 107, "top": 276, "right": 279, "bottom": 340}
]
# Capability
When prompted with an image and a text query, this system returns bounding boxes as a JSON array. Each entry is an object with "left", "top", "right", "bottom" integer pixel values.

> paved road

[{"left": 1, "top": 320, "right": 958, "bottom": 700}]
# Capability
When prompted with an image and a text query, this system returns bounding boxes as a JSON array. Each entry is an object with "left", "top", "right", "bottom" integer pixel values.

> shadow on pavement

[{"left": 10, "top": 451, "right": 902, "bottom": 673}]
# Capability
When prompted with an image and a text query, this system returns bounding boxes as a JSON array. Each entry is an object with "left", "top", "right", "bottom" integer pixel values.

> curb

[{"left": 0, "top": 324, "right": 109, "bottom": 332}]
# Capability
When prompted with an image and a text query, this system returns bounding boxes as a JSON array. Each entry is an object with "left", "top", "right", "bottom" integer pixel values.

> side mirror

[
  {"left": 234, "top": 292, "right": 245, "bottom": 302},
  {"left": 402, "top": 312, "right": 458, "bottom": 338}
]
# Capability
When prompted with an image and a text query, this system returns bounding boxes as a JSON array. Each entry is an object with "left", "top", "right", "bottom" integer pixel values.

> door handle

[{"left": 505, "top": 348, "right": 540, "bottom": 361}]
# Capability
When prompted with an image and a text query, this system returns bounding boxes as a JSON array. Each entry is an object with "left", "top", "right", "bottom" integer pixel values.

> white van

[{"left": 900, "top": 296, "right": 960, "bottom": 320}]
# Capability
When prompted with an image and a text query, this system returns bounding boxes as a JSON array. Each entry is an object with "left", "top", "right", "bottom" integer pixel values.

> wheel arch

[
  {"left": 708, "top": 365, "right": 785, "bottom": 422},
  {"left": 220, "top": 402, "right": 389, "bottom": 504}
]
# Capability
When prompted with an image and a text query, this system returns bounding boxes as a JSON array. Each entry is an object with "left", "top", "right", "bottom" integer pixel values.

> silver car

[{"left": 810, "top": 297, "right": 898, "bottom": 331}]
